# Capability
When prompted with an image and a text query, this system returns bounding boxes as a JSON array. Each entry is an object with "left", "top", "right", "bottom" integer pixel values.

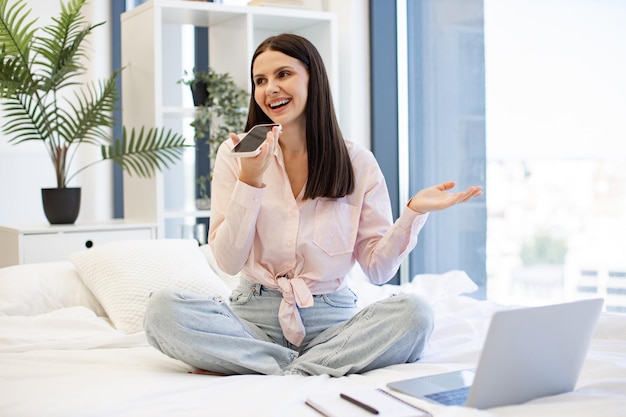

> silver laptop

[{"left": 387, "top": 298, "right": 603, "bottom": 409}]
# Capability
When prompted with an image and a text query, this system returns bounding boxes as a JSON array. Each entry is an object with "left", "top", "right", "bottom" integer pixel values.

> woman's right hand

[{"left": 233, "top": 125, "right": 281, "bottom": 188}]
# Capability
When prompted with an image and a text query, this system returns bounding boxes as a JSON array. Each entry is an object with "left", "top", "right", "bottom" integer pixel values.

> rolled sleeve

[
  {"left": 229, "top": 181, "right": 265, "bottom": 249},
  {"left": 209, "top": 140, "right": 267, "bottom": 274}
]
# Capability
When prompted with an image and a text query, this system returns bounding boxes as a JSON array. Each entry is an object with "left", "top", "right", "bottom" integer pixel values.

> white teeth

[{"left": 269, "top": 99, "right": 290, "bottom": 108}]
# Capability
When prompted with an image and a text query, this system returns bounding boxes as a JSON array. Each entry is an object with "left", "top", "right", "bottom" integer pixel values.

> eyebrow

[{"left": 253, "top": 65, "right": 293, "bottom": 79}]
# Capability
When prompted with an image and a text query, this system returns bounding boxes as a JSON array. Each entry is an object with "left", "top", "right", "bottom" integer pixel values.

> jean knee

[
  {"left": 144, "top": 288, "right": 180, "bottom": 333},
  {"left": 396, "top": 293, "right": 435, "bottom": 334}
]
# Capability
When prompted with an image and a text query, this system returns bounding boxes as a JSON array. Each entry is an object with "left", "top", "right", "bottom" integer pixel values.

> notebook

[
  {"left": 387, "top": 298, "right": 603, "bottom": 409},
  {"left": 305, "top": 388, "right": 432, "bottom": 417}
]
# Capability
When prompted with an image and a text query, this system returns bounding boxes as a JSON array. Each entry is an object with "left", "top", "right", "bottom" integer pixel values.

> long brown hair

[{"left": 246, "top": 33, "right": 354, "bottom": 199}]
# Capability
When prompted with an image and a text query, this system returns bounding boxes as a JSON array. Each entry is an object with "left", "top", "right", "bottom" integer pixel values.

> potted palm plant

[
  {"left": 179, "top": 68, "right": 248, "bottom": 209},
  {"left": 0, "top": 0, "right": 189, "bottom": 224}
]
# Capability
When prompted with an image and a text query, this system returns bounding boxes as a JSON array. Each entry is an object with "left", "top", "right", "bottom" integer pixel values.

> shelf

[
  {"left": 123, "top": 0, "right": 335, "bottom": 29},
  {"left": 121, "top": 0, "right": 337, "bottom": 238}
]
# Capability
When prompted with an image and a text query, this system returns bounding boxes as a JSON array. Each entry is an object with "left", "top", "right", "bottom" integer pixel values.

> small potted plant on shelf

[
  {"left": 0, "top": 0, "right": 189, "bottom": 224},
  {"left": 179, "top": 68, "right": 248, "bottom": 209}
]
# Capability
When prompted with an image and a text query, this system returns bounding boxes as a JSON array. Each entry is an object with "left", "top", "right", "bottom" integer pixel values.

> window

[
  {"left": 484, "top": 0, "right": 626, "bottom": 312},
  {"left": 385, "top": 0, "right": 626, "bottom": 312}
]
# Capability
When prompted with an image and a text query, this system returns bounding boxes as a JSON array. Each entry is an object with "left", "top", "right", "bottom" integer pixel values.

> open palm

[{"left": 409, "top": 181, "right": 483, "bottom": 214}]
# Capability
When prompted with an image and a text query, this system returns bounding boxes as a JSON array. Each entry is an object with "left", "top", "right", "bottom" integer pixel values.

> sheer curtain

[{"left": 403, "top": 0, "right": 487, "bottom": 297}]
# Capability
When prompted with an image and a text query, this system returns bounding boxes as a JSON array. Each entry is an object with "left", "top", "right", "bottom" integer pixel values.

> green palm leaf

[
  {"left": 35, "top": 0, "right": 96, "bottom": 92},
  {"left": 1, "top": 0, "right": 189, "bottom": 188},
  {"left": 98, "top": 127, "right": 190, "bottom": 180},
  {"left": 0, "top": 0, "right": 37, "bottom": 96}
]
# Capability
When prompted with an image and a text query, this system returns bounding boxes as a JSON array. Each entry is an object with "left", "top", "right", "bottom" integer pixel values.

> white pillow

[
  {"left": 70, "top": 239, "right": 231, "bottom": 333},
  {"left": 0, "top": 261, "right": 106, "bottom": 316}
]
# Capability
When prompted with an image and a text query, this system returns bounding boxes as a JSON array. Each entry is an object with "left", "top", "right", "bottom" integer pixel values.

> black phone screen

[{"left": 233, "top": 125, "right": 277, "bottom": 153}]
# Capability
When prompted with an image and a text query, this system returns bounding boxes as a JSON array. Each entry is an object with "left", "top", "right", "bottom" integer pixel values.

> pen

[{"left": 340, "top": 393, "right": 380, "bottom": 415}]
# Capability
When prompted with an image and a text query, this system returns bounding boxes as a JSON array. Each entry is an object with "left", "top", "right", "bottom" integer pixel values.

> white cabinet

[
  {"left": 0, "top": 222, "right": 157, "bottom": 267},
  {"left": 120, "top": 0, "right": 337, "bottom": 238}
]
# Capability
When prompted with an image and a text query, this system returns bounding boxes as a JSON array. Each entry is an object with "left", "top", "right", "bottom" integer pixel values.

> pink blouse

[{"left": 209, "top": 139, "right": 428, "bottom": 346}]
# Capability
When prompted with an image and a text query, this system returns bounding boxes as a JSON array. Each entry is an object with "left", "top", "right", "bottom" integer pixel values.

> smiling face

[{"left": 252, "top": 50, "right": 310, "bottom": 132}]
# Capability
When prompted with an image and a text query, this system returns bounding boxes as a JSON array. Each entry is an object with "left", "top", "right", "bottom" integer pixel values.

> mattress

[{"left": 1, "top": 242, "right": 624, "bottom": 417}]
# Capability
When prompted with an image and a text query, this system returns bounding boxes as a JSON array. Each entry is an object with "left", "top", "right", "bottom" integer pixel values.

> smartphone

[{"left": 230, "top": 123, "right": 281, "bottom": 158}]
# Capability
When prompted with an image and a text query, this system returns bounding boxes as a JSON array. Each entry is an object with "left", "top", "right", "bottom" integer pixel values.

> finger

[
  {"left": 455, "top": 187, "right": 483, "bottom": 204},
  {"left": 467, "top": 186, "right": 483, "bottom": 199},
  {"left": 456, "top": 193, "right": 473, "bottom": 204},
  {"left": 272, "top": 125, "right": 282, "bottom": 140},
  {"left": 265, "top": 133, "right": 275, "bottom": 153},
  {"left": 269, "top": 128, "right": 279, "bottom": 151},
  {"left": 230, "top": 132, "right": 241, "bottom": 145},
  {"left": 452, "top": 192, "right": 470, "bottom": 205},
  {"left": 437, "top": 181, "right": 456, "bottom": 192}
]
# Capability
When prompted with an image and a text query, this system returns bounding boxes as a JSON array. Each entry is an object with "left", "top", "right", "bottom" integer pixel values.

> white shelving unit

[
  {"left": 0, "top": 222, "right": 156, "bottom": 267},
  {"left": 120, "top": 0, "right": 337, "bottom": 238}
]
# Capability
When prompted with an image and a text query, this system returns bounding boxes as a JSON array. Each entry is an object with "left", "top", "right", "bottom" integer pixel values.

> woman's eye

[
  {"left": 278, "top": 71, "right": 290, "bottom": 78},
  {"left": 255, "top": 78, "right": 266, "bottom": 86}
]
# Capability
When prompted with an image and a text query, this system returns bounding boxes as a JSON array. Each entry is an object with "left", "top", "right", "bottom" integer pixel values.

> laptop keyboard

[{"left": 424, "top": 386, "right": 471, "bottom": 406}]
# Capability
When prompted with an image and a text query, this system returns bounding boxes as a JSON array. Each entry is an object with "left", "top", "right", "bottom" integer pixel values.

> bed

[{"left": 1, "top": 239, "right": 625, "bottom": 417}]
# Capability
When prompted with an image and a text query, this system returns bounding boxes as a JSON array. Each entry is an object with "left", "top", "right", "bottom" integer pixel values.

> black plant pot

[
  {"left": 41, "top": 187, "right": 81, "bottom": 225},
  {"left": 190, "top": 82, "right": 209, "bottom": 106}
]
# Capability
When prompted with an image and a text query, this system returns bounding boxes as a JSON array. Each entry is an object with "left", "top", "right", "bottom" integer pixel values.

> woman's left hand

[{"left": 408, "top": 181, "right": 483, "bottom": 214}]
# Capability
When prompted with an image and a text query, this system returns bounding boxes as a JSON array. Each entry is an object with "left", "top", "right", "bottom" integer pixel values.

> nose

[{"left": 266, "top": 78, "right": 280, "bottom": 95}]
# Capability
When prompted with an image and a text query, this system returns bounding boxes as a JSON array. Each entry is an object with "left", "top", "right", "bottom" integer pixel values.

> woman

[{"left": 144, "top": 33, "right": 483, "bottom": 377}]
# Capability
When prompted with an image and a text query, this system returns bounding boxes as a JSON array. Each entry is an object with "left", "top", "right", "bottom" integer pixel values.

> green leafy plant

[
  {"left": 0, "top": 0, "right": 189, "bottom": 188},
  {"left": 520, "top": 231, "right": 568, "bottom": 265},
  {"left": 179, "top": 68, "right": 248, "bottom": 197}
]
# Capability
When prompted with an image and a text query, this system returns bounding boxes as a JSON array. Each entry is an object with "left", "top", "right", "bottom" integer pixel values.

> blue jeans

[{"left": 144, "top": 279, "right": 434, "bottom": 376}]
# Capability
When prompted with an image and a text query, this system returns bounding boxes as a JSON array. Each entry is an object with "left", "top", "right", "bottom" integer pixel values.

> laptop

[{"left": 387, "top": 298, "right": 603, "bottom": 409}]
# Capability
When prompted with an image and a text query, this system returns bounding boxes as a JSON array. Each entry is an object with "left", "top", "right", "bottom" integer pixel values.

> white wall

[
  {"left": 0, "top": 0, "right": 370, "bottom": 226},
  {"left": 0, "top": 1, "right": 113, "bottom": 225},
  {"left": 325, "top": 0, "right": 371, "bottom": 148}
]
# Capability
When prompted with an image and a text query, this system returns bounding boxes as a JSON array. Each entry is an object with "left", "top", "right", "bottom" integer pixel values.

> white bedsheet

[{"left": 1, "top": 273, "right": 625, "bottom": 417}]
